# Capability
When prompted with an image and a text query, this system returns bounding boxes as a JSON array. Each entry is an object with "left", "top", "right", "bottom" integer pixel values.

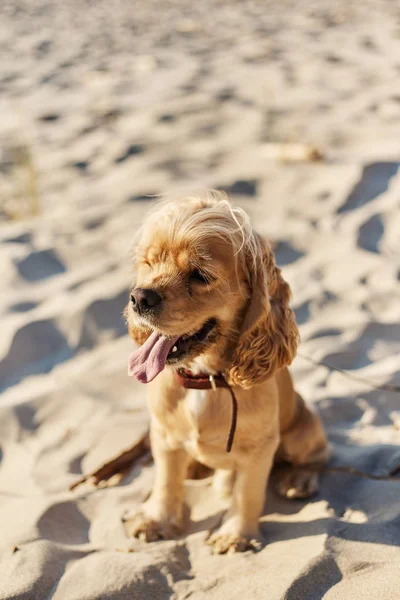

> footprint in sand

[
  {"left": 274, "top": 241, "right": 305, "bottom": 266},
  {"left": 15, "top": 249, "right": 65, "bottom": 282},
  {"left": 115, "top": 144, "right": 145, "bottom": 164},
  {"left": 357, "top": 213, "right": 384, "bottom": 254},
  {"left": 339, "top": 162, "right": 399, "bottom": 213},
  {"left": 218, "top": 179, "right": 258, "bottom": 197},
  {"left": 77, "top": 289, "right": 129, "bottom": 350},
  {"left": 0, "top": 320, "right": 72, "bottom": 392}
]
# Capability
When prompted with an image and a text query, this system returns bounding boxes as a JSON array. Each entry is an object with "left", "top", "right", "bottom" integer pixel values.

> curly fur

[{"left": 227, "top": 234, "right": 299, "bottom": 388}]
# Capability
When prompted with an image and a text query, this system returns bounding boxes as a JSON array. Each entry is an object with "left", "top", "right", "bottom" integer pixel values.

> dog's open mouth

[
  {"left": 166, "top": 318, "right": 216, "bottom": 362},
  {"left": 128, "top": 318, "right": 217, "bottom": 384}
]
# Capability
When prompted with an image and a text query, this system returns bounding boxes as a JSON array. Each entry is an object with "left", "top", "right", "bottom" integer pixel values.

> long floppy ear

[{"left": 227, "top": 234, "right": 299, "bottom": 389}]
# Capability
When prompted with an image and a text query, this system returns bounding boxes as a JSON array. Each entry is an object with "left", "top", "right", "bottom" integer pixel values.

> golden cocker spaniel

[{"left": 124, "top": 191, "right": 330, "bottom": 554}]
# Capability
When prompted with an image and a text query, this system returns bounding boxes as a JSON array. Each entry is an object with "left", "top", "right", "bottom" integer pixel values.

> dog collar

[{"left": 175, "top": 369, "right": 238, "bottom": 453}]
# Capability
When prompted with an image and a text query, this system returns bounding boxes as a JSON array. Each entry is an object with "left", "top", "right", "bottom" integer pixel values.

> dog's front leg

[
  {"left": 126, "top": 426, "right": 189, "bottom": 542},
  {"left": 208, "top": 436, "right": 279, "bottom": 554}
]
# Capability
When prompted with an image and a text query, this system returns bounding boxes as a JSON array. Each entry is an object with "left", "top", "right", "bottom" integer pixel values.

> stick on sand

[{"left": 69, "top": 432, "right": 151, "bottom": 491}]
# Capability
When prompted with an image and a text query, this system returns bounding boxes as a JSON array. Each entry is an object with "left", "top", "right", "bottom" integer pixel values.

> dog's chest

[
  {"left": 179, "top": 388, "right": 233, "bottom": 467},
  {"left": 185, "top": 388, "right": 209, "bottom": 421}
]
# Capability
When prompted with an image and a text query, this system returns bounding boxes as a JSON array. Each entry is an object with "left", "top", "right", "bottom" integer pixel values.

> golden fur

[
  {"left": 124, "top": 192, "right": 330, "bottom": 554},
  {"left": 228, "top": 232, "right": 299, "bottom": 388}
]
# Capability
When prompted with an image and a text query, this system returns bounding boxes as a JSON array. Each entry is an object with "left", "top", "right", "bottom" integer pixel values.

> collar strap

[{"left": 175, "top": 369, "right": 238, "bottom": 453}]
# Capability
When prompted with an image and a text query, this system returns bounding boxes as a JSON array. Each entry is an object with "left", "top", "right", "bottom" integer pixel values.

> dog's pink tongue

[{"left": 128, "top": 331, "right": 179, "bottom": 383}]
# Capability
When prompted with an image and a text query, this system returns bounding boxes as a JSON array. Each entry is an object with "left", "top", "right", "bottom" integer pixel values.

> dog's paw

[
  {"left": 124, "top": 512, "right": 181, "bottom": 542},
  {"left": 206, "top": 517, "right": 262, "bottom": 555},
  {"left": 276, "top": 468, "right": 319, "bottom": 499},
  {"left": 207, "top": 531, "right": 260, "bottom": 555}
]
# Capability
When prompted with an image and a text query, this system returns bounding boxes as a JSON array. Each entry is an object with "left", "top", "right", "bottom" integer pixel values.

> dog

[{"left": 124, "top": 191, "right": 330, "bottom": 554}]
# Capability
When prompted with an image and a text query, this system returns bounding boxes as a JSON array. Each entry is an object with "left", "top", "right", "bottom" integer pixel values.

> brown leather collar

[{"left": 175, "top": 369, "right": 238, "bottom": 453}]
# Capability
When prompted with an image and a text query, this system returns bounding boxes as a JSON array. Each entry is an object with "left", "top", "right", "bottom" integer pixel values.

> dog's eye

[{"left": 189, "top": 269, "right": 208, "bottom": 284}]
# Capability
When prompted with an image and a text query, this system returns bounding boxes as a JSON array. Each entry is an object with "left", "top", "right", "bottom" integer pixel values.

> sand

[{"left": 1, "top": 0, "right": 400, "bottom": 598}]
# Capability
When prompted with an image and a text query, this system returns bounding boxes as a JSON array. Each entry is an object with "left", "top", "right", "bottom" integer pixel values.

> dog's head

[{"left": 125, "top": 192, "right": 299, "bottom": 388}]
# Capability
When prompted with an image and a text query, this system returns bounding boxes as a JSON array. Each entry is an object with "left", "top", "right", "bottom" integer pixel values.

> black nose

[{"left": 131, "top": 288, "right": 162, "bottom": 314}]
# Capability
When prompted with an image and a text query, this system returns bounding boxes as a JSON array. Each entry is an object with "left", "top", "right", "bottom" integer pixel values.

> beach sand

[{"left": 0, "top": 1, "right": 400, "bottom": 598}]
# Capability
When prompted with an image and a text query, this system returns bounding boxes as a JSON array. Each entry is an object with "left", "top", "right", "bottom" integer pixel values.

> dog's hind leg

[{"left": 275, "top": 393, "right": 331, "bottom": 499}]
